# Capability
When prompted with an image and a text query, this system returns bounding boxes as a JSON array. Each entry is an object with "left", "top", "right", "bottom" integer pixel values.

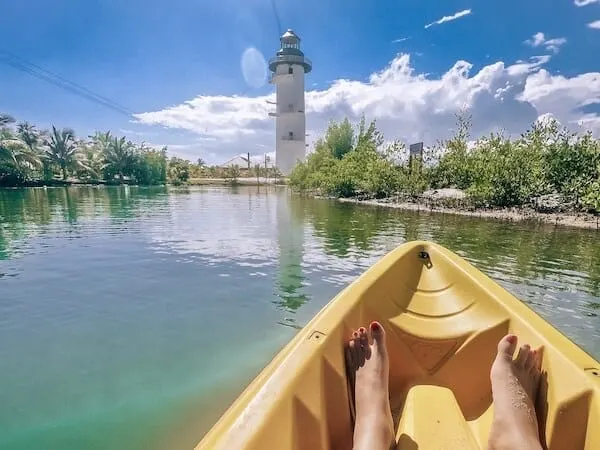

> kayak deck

[{"left": 198, "top": 241, "right": 600, "bottom": 450}]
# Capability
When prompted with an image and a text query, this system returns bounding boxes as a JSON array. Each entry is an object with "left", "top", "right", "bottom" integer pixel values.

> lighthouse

[{"left": 268, "top": 29, "right": 312, "bottom": 175}]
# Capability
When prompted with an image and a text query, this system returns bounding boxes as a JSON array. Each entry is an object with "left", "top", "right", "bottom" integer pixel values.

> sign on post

[
  {"left": 409, "top": 142, "right": 424, "bottom": 174},
  {"left": 409, "top": 142, "right": 424, "bottom": 158}
]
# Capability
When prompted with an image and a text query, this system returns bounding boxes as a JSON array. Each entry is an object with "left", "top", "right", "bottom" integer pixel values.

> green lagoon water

[{"left": 1, "top": 186, "right": 599, "bottom": 450}]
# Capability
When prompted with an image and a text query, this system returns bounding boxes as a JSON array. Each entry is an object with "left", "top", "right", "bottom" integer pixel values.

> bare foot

[
  {"left": 345, "top": 322, "right": 394, "bottom": 450},
  {"left": 488, "top": 334, "right": 543, "bottom": 450}
]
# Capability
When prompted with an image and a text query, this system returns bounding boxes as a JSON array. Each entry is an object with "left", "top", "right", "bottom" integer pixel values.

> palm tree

[
  {"left": 0, "top": 114, "right": 17, "bottom": 162},
  {"left": 0, "top": 114, "right": 15, "bottom": 127},
  {"left": 0, "top": 127, "right": 41, "bottom": 170},
  {"left": 43, "top": 126, "right": 88, "bottom": 180},
  {"left": 17, "top": 122, "right": 40, "bottom": 152},
  {"left": 104, "top": 136, "right": 135, "bottom": 183},
  {"left": 0, "top": 128, "right": 18, "bottom": 163},
  {"left": 90, "top": 131, "right": 112, "bottom": 153},
  {"left": 78, "top": 142, "right": 105, "bottom": 179}
]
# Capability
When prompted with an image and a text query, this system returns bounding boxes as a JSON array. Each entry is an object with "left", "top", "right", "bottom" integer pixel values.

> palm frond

[
  {"left": 0, "top": 146, "right": 17, "bottom": 164},
  {"left": 0, "top": 114, "right": 16, "bottom": 127}
]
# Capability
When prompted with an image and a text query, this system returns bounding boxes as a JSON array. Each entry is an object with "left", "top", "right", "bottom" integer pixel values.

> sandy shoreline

[{"left": 337, "top": 197, "right": 600, "bottom": 230}]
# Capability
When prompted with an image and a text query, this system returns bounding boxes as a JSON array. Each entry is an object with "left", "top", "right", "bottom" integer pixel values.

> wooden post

[{"left": 265, "top": 154, "right": 269, "bottom": 183}]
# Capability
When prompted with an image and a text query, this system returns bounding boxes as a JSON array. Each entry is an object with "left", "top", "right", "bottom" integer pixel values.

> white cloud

[
  {"left": 535, "top": 112, "right": 559, "bottom": 126},
  {"left": 118, "top": 129, "right": 154, "bottom": 138},
  {"left": 135, "top": 53, "right": 600, "bottom": 164},
  {"left": 506, "top": 55, "right": 551, "bottom": 76},
  {"left": 137, "top": 94, "right": 273, "bottom": 135},
  {"left": 588, "top": 20, "right": 600, "bottom": 29},
  {"left": 519, "top": 70, "right": 600, "bottom": 129},
  {"left": 526, "top": 32, "right": 546, "bottom": 48},
  {"left": 575, "top": 0, "right": 600, "bottom": 6},
  {"left": 524, "top": 32, "right": 567, "bottom": 53},
  {"left": 540, "top": 38, "right": 567, "bottom": 53},
  {"left": 424, "top": 9, "right": 472, "bottom": 29},
  {"left": 391, "top": 37, "right": 410, "bottom": 43}
]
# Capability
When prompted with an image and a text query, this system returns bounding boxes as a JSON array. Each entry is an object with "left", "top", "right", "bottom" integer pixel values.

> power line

[
  {"left": 3, "top": 57, "right": 132, "bottom": 116},
  {"left": 270, "top": 0, "right": 282, "bottom": 36},
  {"left": 1, "top": 0, "right": 283, "bottom": 117},
  {"left": 0, "top": 50, "right": 134, "bottom": 117}
]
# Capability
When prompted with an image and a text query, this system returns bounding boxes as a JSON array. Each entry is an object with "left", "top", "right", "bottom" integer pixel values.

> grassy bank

[{"left": 289, "top": 115, "right": 600, "bottom": 224}]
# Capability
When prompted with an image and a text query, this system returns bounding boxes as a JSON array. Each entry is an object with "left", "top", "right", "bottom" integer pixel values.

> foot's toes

[
  {"left": 535, "top": 348, "right": 543, "bottom": 370},
  {"left": 358, "top": 327, "right": 371, "bottom": 359},
  {"left": 530, "top": 352, "right": 541, "bottom": 383},
  {"left": 531, "top": 350, "right": 543, "bottom": 376},
  {"left": 497, "top": 334, "right": 518, "bottom": 360},
  {"left": 346, "top": 339, "right": 357, "bottom": 371},
  {"left": 369, "top": 321, "right": 386, "bottom": 347},
  {"left": 524, "top": 348, "right": 537, "bottom": 371},
  {"left": 353, "top": 331, "right": 366, "bottom": 367},
  {"left": 516, "top": 344, "right": 531, "bottom": 367},
  {"left": 358, "top": 327, "right": 368, "bottom": 347}
]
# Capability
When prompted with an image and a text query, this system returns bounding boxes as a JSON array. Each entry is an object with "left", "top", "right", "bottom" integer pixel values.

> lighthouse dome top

[
  {"left": 269, "top": 28, "right": 312, "bottom": 73},
  {"left": 281, "top": 29, "right": 301, "bottom": 43}
]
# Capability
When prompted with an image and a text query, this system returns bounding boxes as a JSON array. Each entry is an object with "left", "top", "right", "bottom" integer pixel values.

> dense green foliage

[
  {"left": 43, "top": 127, "right": 86, "bottom": 180},
  {"left": 167, "top": 157, "right": 191, "bottom": 185},
  {"left": 132, "top": 148, "right": 168, "bottom": 185},
  {"left": 1, "top": 112, "right": 288, "bottom": 186},
  {"left": 290, "top": 117, "right": 401, "bottom": 198},
  {"left": 290, "top": 115, "right": 600, "bottom": 213},
  {"left": 0, "top": 113, "right": 176, "bottom": 186},
  {"left": 224, "top": 165, "right": 241, "bottom": 185}
]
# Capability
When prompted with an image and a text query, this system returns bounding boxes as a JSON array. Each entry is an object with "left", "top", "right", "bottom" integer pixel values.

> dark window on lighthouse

[
  {"left": 289, "top": 131, "right": 294, "bottom": 140},
  {"left": 288, "top": 66, "right": 293, "bottom": 74}
]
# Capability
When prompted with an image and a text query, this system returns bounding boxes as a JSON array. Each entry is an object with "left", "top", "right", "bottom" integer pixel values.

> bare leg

[
  {"left": 345, "top": 322, "right": 394, "bottom": 450},
  {"left": 488, "top": 334, "right": 543, "bottom": 450}
]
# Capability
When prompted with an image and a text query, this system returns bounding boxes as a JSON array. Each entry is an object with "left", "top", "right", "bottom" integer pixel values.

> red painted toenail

[
  {"left": 506, "top": 335, "right": 517, "bottom": 344},
  {"left": 352, "top": 332, "right": 359, "bottom": 338},
  {"left": 370, "top": 322, "right": 380, "bottom": 331},
  {"left": 359, "top": 327, "right": 366, "bottom": 333}
]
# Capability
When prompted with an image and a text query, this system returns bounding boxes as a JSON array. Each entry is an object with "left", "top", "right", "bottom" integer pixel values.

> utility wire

[
  {"left": 0, "top": 50, "right": 134, "bottom": 117},
  {"left": 270, "top": 0, "right": 282, "bottom": 36},
  {"left": 1, "top": 0, "right": 282, "bottom": 117}
]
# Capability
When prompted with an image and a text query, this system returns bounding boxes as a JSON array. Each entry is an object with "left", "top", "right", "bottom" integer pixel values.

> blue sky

[{"left": 1, "top": 0, "right": 600, "bottom": 163}]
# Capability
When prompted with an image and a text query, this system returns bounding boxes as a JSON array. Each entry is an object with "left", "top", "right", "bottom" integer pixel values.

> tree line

[
  {"left": 0, "top": 113, "right": 174, "bottom": 186},
  {"left": 0, "top": 113, "right": 286, "bottom": 187},
  {"left": 289, "top": 115, "right": 600, "bottom": 213},
  {"left": 0, "top": 113, "right": 239, "bottom": 187}
]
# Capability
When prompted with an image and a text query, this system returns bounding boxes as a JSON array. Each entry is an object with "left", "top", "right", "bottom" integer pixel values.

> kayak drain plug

[
  {"left": 308, "top": 331, "right": 326, "bottom": 342},
  {"left": 585, "top": 368, "right": 600, "bottom": 377},
  {"left": 418, "top": 251, "right": 432, "bottom": 268}
]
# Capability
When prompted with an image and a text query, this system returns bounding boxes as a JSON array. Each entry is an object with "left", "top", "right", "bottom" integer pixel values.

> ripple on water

[{"left": 0, "top": 187, "right": 599, "bottom": 450}]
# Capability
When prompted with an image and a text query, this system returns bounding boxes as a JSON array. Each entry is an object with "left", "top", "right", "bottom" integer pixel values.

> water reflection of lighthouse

[{"left": 274, "top": 189, "right": 307, "bottom": 317}]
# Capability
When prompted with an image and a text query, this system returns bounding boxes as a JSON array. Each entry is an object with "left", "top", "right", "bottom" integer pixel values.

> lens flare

[{"left": 241, "top": 47, "right": 267, "bottom": 89}]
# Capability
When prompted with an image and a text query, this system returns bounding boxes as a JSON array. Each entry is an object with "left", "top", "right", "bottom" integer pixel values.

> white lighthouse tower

[{"left": 268, "top": 29, "right": 312, "bottom": 175}]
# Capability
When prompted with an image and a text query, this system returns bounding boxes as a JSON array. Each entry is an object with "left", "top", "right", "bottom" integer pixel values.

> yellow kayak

[{"left": 197, "top": 241, "right": 600, "bottom": 449}]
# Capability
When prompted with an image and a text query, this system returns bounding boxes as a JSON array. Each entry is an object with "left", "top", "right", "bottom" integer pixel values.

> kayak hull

[{"left": 198, "top": 241, "right": 600, "bottom": 449}]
